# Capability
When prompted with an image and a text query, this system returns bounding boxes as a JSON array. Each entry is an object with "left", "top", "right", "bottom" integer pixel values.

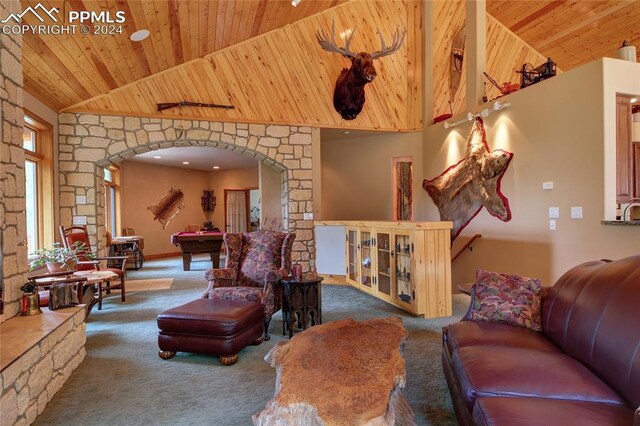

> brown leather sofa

[{"left": 442, "top": 255, "right": 640, "bottom": 426}]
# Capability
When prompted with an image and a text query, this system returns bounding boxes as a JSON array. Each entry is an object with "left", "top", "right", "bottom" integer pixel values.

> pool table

[{"left": 170, "top": 231, "right": 225, "bottom": 271}]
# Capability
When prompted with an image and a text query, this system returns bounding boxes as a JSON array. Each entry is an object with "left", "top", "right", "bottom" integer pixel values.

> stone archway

[{"left": 58, "top": 113, "right": 315, "bottom": 270}]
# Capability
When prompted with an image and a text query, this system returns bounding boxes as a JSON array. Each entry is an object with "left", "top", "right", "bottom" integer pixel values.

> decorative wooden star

[{"left": 423, "top": 117, "right": 512, "bottom": 240}]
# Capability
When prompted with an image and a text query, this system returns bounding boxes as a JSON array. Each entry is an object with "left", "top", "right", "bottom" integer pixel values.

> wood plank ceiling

[
  {"left": 487, "top": 0, "right": 640, "bottom": 70},
  {"left": 61, "top": 0, "right": 423, "bottom": 131},
  {"left": 22, "top": 0, "right": 346, "bottom": 111},
  {"left": 19, "top": 0, "right": 640, "bottom": 126}
]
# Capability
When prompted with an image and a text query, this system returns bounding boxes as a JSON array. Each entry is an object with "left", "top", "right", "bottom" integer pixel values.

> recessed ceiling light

[
  {"left": 130, "top": 29, "right": 150, "bottom": 42},
  {"left": 343, "top": 131, "right": 350, "bottom": 134},
  {"left": 153, "top": 155, "right": 162, "bottom": 159},
  {"left": 213, "top": 166, "right": 220, "bottom": 169},
  {"left": 291, "top": 0, "right": 301, "bottom": 6},
  {"left": 182, "top": 161, "right": 190, "bottom": 165},
  {"left": 631, "top": 97, "right": 638, "bottom": 104}
]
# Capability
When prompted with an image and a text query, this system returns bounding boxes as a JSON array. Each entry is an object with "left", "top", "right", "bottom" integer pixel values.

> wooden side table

[{"left": 280, "top": 276, "right": 323, "bottom": 339}]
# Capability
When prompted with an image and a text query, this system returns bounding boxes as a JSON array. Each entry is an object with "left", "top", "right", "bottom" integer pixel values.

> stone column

[{"left": 0, "top": 0, "right": 27, "bottom": 321}]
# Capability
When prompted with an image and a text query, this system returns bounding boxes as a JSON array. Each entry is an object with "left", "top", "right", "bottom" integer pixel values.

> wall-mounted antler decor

[
  {"left": 147, "top": 186, "right": 185, "bottom": 229},
  {"left": 316, "top": 19, "right": 406, "bottom": 120}
]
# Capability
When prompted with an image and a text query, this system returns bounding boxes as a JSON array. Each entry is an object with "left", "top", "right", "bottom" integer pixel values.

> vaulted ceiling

[
  {"left": 19, "top": 0, "right": 640, "bottom": 127},
  {"left": 488, "top": 0, "right": 640, "bottom": 70},
  {"left": 22, "top": 0, "right": 345, "bottom": 111}
]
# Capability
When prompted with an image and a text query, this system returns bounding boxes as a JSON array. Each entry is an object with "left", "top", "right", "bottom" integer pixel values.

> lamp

[
  {"left": 291, "top": 0, "right": 302, "bottom": 6},
  {"left": 443, "top": 101, "right": 511, "bottom": 130}
]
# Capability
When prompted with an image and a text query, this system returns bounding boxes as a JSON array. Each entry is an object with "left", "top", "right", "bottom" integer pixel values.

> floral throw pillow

[{"left": 469, "top": 270, "right": 542, "bottom": 331}]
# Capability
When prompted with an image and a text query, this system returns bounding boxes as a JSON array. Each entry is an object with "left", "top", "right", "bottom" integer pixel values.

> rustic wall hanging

[
  {"left": 316, "top": 20, "right": 406, "bottom": 120},
  {"left": 423, "top": 118, "right": 512, "bottom": 240},
  {"left": 147, "top": 186, "right": 185, "bottom": 229}
]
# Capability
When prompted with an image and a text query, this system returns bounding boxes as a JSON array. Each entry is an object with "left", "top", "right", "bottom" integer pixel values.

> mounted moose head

[{"left": 316, "top": 20, "right": 406, "bottom": 120}]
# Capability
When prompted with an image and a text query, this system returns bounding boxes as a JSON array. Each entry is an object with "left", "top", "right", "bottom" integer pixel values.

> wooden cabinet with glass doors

[{"left": 339, "top": 221, "right": 453, "bottom": 318}]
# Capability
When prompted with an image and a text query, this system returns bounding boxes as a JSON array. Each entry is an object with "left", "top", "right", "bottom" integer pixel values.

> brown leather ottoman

[{"left": 157, "top": 299, "right": 264, "bottom": 366}]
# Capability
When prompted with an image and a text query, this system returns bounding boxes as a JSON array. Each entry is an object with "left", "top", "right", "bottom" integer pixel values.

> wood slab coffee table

[{"left": 253, "top": 317, "right": 415, "bottom": 426}]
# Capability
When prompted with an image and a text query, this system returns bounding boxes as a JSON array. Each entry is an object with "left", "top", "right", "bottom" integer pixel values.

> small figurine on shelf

[
  {"left": 292, "top": 264, "right": 303, "bottom": 281},
  {"left": 20, "top": 281, "right": 42, "bottom": 316}
]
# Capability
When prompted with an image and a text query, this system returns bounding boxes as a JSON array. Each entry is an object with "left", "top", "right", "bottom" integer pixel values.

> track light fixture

[{"left": 443, "top": 101, "right": 511, "bottom": 129}]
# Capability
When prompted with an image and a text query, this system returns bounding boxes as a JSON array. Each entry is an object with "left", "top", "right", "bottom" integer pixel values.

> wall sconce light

[{"left": 443, "top": 101, "right": 511, "bottom": 129}]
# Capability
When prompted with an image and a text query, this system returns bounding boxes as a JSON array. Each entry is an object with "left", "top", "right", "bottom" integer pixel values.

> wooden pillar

[
  {"left": 465, "top": 0, "right": 487, "bottom": 111},
  {"left": 423, "top": 0, "right": 434, "bottom": 125}
]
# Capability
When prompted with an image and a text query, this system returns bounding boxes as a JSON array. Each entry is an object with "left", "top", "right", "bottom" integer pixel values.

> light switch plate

[
  {"left": 303, "top": 212, "right": 314, "bottom": 220},
  {"left": 76, "top": 195, "right": 87, "bottom": 205},
  {"left": 549, "top": 219, "right": 556, "bottom": 230},
  {"left": 571, "top": 207, "right": 583, "bottom": 219},
  {"left": 73, "top": 216, "right": 87, "bottom": 225},
  {"left": 549, "top": 207, "right": 560, "bottom": 218},
  {"left": 542, "top": 182, "right": 554, "bottom": 190}
]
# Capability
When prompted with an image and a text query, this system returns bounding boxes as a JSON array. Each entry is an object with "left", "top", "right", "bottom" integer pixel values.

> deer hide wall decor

[
  {"left": 316, "top": 20, "right": 406, "bottom": 120},
  {"left": 423, "top": 118, "right": 513, "bottom": 241},
  {"left": 147, "top": 186, "right": 185, "bottom": 229}
]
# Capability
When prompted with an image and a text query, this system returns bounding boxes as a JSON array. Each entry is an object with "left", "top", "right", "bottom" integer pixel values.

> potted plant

[{"left": 29, "top": 242, "right": 88, "bottom": 273}]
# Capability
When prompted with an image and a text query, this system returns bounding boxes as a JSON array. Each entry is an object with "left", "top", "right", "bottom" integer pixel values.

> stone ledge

[{"left": 0, "top": 306, "right": 84, "bottom": 372}]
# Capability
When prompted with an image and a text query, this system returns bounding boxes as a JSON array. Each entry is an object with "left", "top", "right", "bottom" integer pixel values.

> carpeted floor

[{"left": 33, "top": 256, "right": 468, "bottom": 426}]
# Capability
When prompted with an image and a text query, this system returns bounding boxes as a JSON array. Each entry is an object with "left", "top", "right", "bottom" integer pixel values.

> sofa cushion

[
  {"left": 209, "top": 286, "right": 264, "bottom": 304},
  {"left": 472, "top": 397, "right": 634, "bottom": 426},
  {"left": 452, "top": 346, "right": 627, "bottom": 410},
  {"left": 542, "top": 255, "right": 640, "bottom": 407},
  {"left": 469, "top": 270, "right": 542, "bottom": 331},
  {"left": 445, "top": 321, "right": 559, "bottom": 355}
]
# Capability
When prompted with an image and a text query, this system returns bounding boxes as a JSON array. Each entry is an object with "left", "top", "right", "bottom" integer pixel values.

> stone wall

[
  {"left": 57, "top": 114, "right": 316, "bottom": 270},
  {"left": 0, "top": 0, "right": 28, "bottom": 321},
  {"left": 0, "top": 307, "right": 86, "bottom": 425}
]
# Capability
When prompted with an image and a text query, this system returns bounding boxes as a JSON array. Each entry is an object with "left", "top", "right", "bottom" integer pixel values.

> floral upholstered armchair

[{"left": 203, "top": 230, "right": 296, "bottom": 340}]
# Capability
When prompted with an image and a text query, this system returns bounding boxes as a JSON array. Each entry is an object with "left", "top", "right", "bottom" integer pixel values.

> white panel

[{"left": 315, "top": 225, "right": 346, "bottom": 275}]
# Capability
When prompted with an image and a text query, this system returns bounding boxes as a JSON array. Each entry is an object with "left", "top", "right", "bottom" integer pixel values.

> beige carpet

[{"left": 116, "top": 278, "right": 174, "bottom": 293}]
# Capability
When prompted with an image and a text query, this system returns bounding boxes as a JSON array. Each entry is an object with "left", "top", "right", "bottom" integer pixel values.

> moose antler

[
  {"left": 316, "top": 19, "right": 357, "bottom": 59},
  {"left": 371, "top": 28, "right": 406, "bottom": 59}
]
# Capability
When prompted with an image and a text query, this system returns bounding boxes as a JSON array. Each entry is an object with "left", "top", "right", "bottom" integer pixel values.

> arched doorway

[{"left": 57, "top": 113, "right": 315, "bottom": 270}]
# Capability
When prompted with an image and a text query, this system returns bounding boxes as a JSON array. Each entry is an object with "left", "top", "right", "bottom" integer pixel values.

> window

[
  {"left": 104, "top": 167, "right": 121, "bottom": 236},
  {"left": 23, "top": 112, "right": 53, "bottom": 255}
]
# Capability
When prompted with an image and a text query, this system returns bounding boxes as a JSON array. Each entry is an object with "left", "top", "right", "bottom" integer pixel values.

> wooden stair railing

[{"left": 452, "top": 234, "right": 482, "bottom": 264}]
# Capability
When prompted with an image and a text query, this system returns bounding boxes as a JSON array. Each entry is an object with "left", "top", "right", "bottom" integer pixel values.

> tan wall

[
  {"left": 208, "top": 167, "right": 259, "bottom": 232},
  {"left": 259, "top": 162, "right": 283, "bottom": 229},
  {"left": 321, "top": 132, "right": 425, "bottom": 221},
  {"left": 120, "top": 161, "right": 210, "bottom": 256},
  {"left": 423, "top": 59, "right": 640, "bottom": 286}
]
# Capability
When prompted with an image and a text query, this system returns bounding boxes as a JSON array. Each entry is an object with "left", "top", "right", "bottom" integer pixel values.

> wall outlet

[
  {"left": 303, "top": 212, "right": 314, "bottom": 220},
  {"left": 73, "top": 216, "right": 87, "bottom": 225},
  {"left": 542, "top": 182, "right": 554, "bottom": 190},
  {"left": 571, "top": 206, "right": 583, "bottom": 219},
  {"left": 549, "top": 219, "right": 556, "bottom": 230},
  {"left": 548, "top": 207, "right": 560, "bottom": 218},
  {"left": 76, "top": 195, "right": 87, "bottom": 205}
]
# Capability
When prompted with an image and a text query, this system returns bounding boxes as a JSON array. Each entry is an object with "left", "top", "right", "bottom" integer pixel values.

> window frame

[
  {"left": 104, "top": 166, "right": 121, "bottom": 237},
  {"left": 23, "top": 110, "right": 54, "bottom": 253}
]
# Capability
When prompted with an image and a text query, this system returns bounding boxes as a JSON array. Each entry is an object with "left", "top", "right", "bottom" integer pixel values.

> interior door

[{"left": 225, "top": 190, "right": 248, "bottom": 233}]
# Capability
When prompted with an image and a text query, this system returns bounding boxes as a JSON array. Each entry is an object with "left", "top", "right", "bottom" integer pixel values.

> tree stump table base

[{"left": 253, "top": 317, "right": 416, "bottom": 425}]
